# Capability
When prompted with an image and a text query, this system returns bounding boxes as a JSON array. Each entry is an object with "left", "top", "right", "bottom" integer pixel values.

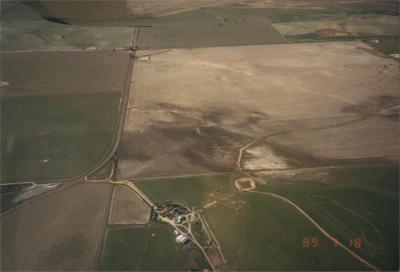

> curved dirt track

[{"left": 249, "top": 190, "right": 380, "bottom": 271}]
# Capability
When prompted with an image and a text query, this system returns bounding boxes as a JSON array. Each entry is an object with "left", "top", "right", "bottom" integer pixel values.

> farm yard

[{"left": 135, "top": 168, "right": 398, "bottom": 270}]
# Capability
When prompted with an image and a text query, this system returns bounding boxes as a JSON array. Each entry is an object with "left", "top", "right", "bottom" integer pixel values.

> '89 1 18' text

[{"left": 302, "top": 237, "right": 362, "bottom": 249}]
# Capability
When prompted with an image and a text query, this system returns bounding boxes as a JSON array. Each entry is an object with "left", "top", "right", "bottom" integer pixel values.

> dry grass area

[
  {"left": 118, "top": 41, "right": 399, "bottom": 178},
  {"left": 108, "top": 185, "right": 150, "bottom": 225},
  {"left": 0, "top": 182, "right": 112, "bottom": 271},
  {"left": 268, "top": 115, "right": 399, "bottom": 163}
]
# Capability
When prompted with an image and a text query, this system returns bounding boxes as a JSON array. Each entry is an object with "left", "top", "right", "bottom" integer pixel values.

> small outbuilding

[{"left": 175, "top": 234, "right": 190, "bottom": 244}]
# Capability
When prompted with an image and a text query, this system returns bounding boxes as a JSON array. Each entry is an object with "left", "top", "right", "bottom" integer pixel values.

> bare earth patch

[
  {"left": 243, "top": 146, "right": 289, "bottom": 170},
  {"left": 0, "top": 182, "right": 112, "bottom": 271},
  {"left": 253, "top": 168, "right": 335, "bottom": 185}
]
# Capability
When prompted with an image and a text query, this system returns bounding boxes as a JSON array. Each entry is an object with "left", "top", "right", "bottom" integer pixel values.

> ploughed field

[
  {"left": 108, "top": 185, "right": 150, "bottom": 225},
  {"left": 136, "top": 7, "right": 286, "bottom": 49},
  {"left": 1, "top": 0, "right": 136, "bottom": 184},
  {"left": 1, "top": 51, "right": 131, "bottom": 183},
  {"left": 1, "top": 1, "right": 134, "bottom": 51},
  {"left": 1, "top": 179, "right": 194, "bottom": 271},
  {"left": 0, "top": 182, "right": 112, "bottom": 271}
]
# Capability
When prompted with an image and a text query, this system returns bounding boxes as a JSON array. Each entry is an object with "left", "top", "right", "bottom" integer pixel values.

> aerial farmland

[{"left": 0, "top": 0, "right": 399, "bottom": 271}]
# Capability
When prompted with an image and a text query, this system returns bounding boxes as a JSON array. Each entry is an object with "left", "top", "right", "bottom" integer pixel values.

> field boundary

[{"left": 2, "top": 28, "right": 139, "bottom": 185}]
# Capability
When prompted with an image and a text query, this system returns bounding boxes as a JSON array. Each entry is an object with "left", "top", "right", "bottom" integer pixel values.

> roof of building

[{"left": 175, "top": 234, "right": 189, "bottom": 244}]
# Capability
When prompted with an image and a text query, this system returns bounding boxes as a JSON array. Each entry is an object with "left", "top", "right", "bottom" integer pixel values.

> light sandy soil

[
  {"left": 244, "top": 146, "right": 288, "bottom": 170},
  {"left": 0, "top": 182, "right": 112, "bottom": 271},
  {"left": 253, "top": 167, "right": 336, "bottom": 184},
  {"left": 12, "top": 184, "right": 58, "bottom": 202},
  {"left": 108, "top": 185, "right": 150, "bottom": 225},
  {"left": 118, "top": 41, "right": 399, "bottom": 178}
]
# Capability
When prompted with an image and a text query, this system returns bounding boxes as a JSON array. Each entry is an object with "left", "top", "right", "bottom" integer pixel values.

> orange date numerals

[
  {"left": 302, "top": 237, "right": 319, "bottom": 248},
  {"left": 302, "top": 237, "right": 362, "bottom": 249}
]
